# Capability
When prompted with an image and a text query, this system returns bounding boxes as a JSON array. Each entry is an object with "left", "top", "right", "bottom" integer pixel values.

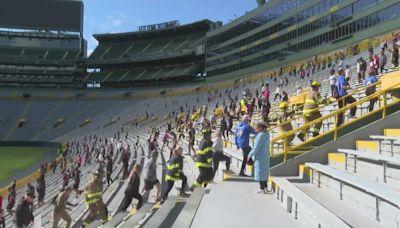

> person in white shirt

[
  {"left": 329, "top": 69, "right": 337, "bottom": 97},
  {"left": 273, "top": 85, "right": 281, "bottom": 102},
  {"left": 212, "top": 131, "right": 231, "bottom": 176},
  {"left": 296, "top": 85, "right": 302, "bottom": 95},
  {"left": 345, "top": 65, "right": 352, "bottom": 80}
]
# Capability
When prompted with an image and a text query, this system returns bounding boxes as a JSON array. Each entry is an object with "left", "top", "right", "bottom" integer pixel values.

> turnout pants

[
  {"left": 301, "top": 112, "right": 322, "bottom": 137},
  {"left": 83, "top": 201, "right": 108, "bottom": 226},
  {"left": 194, "top": 167, "right": 213, "bottom": 187},
  {"left": 161, "top": 174, "right": 187, "bottom": 201},
  {"left": 52, "top": 210, "right": 71, "bottom": 228}
]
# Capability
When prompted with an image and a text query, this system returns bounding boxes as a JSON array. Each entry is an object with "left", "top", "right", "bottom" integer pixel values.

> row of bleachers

[
  {"left": 0, "top": 74, "right": 74, "bottom": 84},
  {"left": 91, "top": 34, "right": 202, "bottom": 61},
  {"left": 85, "top": 63, "right": 202, "bottom": 83},
  {"left": 0, "top": 46, "right": 80, "bottom": 63}
]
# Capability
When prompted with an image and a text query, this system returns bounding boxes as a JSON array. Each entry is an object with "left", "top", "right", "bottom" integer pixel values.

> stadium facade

[
  {"left": 85, "top": 20, "right": 213, "bottom": 87},
  {"left": 205, "top": 0, "right": 400, "bottom": 78},
  {"left": 0, "top": 0, "right": 84, "bottom": 87}
]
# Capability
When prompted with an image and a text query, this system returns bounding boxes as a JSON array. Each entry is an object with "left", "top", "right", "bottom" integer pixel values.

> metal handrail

[
  {"left": 268, "top": 80, "right": 381, "bottom": 132},
  {"left": 270, "top": 80, "right": 400, "bottom": 161}
]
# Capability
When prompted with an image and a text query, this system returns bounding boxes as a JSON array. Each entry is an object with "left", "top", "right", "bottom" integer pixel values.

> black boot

[{"left": 297, "top": 133, "right": 305, "bottom": 142}]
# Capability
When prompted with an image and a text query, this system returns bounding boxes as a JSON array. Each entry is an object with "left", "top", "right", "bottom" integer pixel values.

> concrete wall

[{"left": 270, "top": 110, "right": 400, "bottom": 177}]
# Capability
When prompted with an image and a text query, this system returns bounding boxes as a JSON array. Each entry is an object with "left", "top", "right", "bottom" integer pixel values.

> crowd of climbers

[{"left": 0, "top": 33, "right": 398, "bottom": 228}]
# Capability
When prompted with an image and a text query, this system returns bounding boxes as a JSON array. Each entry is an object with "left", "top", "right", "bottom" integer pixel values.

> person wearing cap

[
  {"left": 52, "top": 186, "right": 76, "bottom": 228},
  {"left": 161, "top": 147, "right": 188, "bottom": 202},
  {"left": 82, "top": 172, "right": 108, "bottom": 226},
  {"left": 141, "top": 150, "right": 161, "bottom": 201},
  {"left": 298, "top": 81, "right": 326, "bottom": 141},
  {"left": 235, "top": 115, "right": 256, "bottom": 176},
  {"left": 248, "top": 121, "right": 270, "bottom": 193},
  {"left": 192, "top": 128, "right": 214, "bottom": 189},
  {"left": 278, "top": 102, "right": 294, "bottom": 145},
  {"left": 15, "top": 193, "right": 34, "bottom": 228},
  {"left": 117, "top": 164, "right": 143, "bottom": 213}
]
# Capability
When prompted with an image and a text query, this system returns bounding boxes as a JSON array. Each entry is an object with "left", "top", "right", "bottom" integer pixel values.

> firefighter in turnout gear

[
  {"left": 298, "top": 81, "right": 327, "bottom": 141},
  {"left": 277, "top": 102, "right": 295, "bottom": 145},
  {"left": 191, "top": 127, "right": 213, "bottom": 189},
  {"left": 82, "top": 172, "right": 108, "bottom": 227},
  {"left": 52, "top": 186, "right": 76, "bottom": 228},
  {"left": 161, "top": 147, "right": 188, "bottom": 202}
]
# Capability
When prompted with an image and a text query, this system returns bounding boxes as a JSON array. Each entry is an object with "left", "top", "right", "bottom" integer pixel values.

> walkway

[{"left": 191, "top": 175, "right": 301, "bottom": 228}]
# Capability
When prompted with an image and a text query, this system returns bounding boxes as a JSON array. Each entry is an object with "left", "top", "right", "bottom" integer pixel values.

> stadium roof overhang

[{"left": 93, "top": 19, "right": 213, "bottom": 42}]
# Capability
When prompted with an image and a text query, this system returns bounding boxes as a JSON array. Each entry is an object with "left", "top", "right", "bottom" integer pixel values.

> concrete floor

[{"left": 191, "top": 176, "right": 301, "bottom": 228}]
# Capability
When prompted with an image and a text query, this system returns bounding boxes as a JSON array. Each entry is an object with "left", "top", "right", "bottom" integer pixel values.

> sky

[{"left": 83, "top": 0, "right": 257, "bottom": 54}]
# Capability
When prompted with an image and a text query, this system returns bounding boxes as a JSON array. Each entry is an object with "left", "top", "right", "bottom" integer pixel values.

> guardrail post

[
  {"left": 375, "top": 197, "right": 380, "bottom": 222},
  {"left": 383, "top": 92, "right": 387, "bottom": 118},
  {"left": 334, "top": 115, "right": 338, "bottom": 140},
  {"left": 283, "top": 139, "right": 287, "bottom": 162}
]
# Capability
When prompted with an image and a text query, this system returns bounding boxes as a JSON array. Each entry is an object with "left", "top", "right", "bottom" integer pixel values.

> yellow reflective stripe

[
  {"left": 167, "top": 164, "right": 180, "bottom": 170},
  {"left": 195, "top": 162, "right": 212, "bottom": 168},
  {"left": 86, "top": 198, "right": 99, "bottom": 205},
  {"left": 207, "top": 158, "right": 213, "bottom": 163},
  {"left": 86, "top": 192, "right": 102, "bottom": 198},
  {"left": 197, "top": 147, "right": 213, "bottom": 155},
  {"left": 165, "top": 175, "right": 179, "bottom": 181},
  {"left": 305, "top": 99, "right": 316, "bottom": 104}
]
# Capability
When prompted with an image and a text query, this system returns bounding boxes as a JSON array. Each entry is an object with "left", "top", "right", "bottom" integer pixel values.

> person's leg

[
  {"left": 346, "top": 96, "right": 357, "bottom": 117},
  {"left": 239, "top": 147, "right": 250, "bottom": 176},
  {"left": 194, "top": 168, "right": 205, "bottom": 187},
  {"left": 298, "top": 116, "right": 310, "bottom": 141},
  {"left": 312, "top": 113, "right": 322, "bottom": 137},
  {"left": 82, "top": 206, "right": 97, "bottom": 227},
  {"left": 155, "top": 181, "right": 161, "bottom": 200},
  {"left": 61, "top": 210, "right": 72, "bottom": 228},
  {"left": 52, "top": 212, "right": 61, "bottom": 228},
  {"left": 116, "top": 195, "right": 132, "bottom": 213},
  {"left": 212, "top": 152, "right": 221, "bottom": 176},
  {"left": 98, "top": 202, "right": 108, "bottom": 223},
  {"left": 259, "top": 181, "right": 267, "bottom": 190},
  {"left": 180, "top": 175, "right": 187, "bottom": 193},
  {"left": 161, "top": 181, "right": 174, "bottom": 201},
  {"left": 222, "top": 154, "right": 231, "bottom": 171},
  {"left": 337, "top": 99, "right": 345, "bottom": 127},
  {"left": 133, "top": 193, "right": 143, "bottom": 209}
]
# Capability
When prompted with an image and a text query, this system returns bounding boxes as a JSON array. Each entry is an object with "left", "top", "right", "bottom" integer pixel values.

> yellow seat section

[
  {"left": 384, "top": 129, "right": 400, "bottom": 137},
  {"left": 328, "top": 153, "right": 346, "bottom": 164},
  {"left": 356, "top": 140, "right": 379, "bottom": 152}
]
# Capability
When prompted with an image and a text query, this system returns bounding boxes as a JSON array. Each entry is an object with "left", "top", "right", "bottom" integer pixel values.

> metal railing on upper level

[
  {"left": 267, "top": 80, "right": 382, "bottom": 136},
  {"left": 270, "top": 81, "right": 400, "bottom": 162}
]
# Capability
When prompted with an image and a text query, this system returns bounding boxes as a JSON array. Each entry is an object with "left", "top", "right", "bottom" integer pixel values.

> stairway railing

[{"left": 270, "top": 80, "right": 400, "bottom": 162}]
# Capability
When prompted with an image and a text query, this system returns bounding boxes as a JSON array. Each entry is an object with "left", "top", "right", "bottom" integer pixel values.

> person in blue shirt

[
  {"left": 336, "top": 68, "right": 357, "bottom": 127},
  {"left": 365, "top": 70, "right": 379, "bottom": 112},
  {"left": 235, "top": 115, "right": 256, "bottom": 176}
]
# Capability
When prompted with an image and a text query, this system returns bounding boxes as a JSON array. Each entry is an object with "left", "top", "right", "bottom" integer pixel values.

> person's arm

[{"left": 248, "top": 126, "right": 257, "bottom": 135}]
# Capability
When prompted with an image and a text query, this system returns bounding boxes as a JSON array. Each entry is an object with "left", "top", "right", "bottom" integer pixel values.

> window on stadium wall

[
  {"left": 207, "top": 0, "right": 386, "bottom": 57},
  {"left": 207, "top": 2, "right": 400, "bottom": 76},
  {"left": 207, "top": 0, "right": 348, "bottom": 49}
]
